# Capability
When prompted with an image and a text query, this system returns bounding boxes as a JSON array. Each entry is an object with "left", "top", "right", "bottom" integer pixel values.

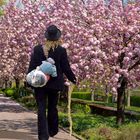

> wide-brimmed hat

[{"left": 45, "top": 25, "right": 61, "bottom": 41}]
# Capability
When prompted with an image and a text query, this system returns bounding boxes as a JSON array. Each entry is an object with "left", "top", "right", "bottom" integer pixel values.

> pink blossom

[{"left": 0, "top": 0, "right": 140, "bottom": 94}]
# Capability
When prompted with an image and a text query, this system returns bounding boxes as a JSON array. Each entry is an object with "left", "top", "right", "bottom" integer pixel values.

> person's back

[
  {"left": 27, "top": 25, "right": 76, "bottom": 140},
  {"left": 28, "top": 44, "right": 76, "bottom": 90}
]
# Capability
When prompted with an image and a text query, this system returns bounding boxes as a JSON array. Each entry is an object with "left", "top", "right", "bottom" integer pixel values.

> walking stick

[{"left": 68, "top": 83, "right": 75, "bottom": 136}]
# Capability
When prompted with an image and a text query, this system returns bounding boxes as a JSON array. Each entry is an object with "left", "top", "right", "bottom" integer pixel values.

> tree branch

[
  {"left": 128, "top": 60, "right": 140, "bottom": 71},
  {"left": 126, "top": 32, "right": 140, "bottom": 45},
  {"left": 80, "top": 0, "right": 85, "bottom": 4}
]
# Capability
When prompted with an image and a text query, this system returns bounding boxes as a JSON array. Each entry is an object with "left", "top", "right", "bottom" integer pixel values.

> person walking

[{"left": 27, "top": 25, "right": 76, "bottom": 140}]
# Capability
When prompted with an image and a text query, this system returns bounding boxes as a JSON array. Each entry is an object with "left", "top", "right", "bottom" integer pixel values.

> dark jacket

[{"left": 28, "top": 45, "right": 76, "bottom": 91}]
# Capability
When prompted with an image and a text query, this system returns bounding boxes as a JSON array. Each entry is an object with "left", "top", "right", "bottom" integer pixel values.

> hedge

[
  {"left": 72, "top": 92, "right": 91, "bottom": 100},
  {"left": 72, "top": 92, "right": 140, "bottom": 107},
  {"left": 130, "top": 96, "right": 140, "bottom": 107}
]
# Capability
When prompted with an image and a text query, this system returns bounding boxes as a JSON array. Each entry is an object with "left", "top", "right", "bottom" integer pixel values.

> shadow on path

[
  {"left": 0, "top": 105, "right": 30, "bottom": 113},
  {"left": 0, "top": 118, "right": 37, "bottom": 134},
  {"left": 0, "top": 130, "right": 37, "bottom": 140},
  {"left": 0, "top": 94, "right": 79, "bottom": 140}
]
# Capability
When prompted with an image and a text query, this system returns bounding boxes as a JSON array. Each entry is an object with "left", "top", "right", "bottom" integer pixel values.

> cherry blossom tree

[
  {"left": 102, "top": 0, "right": 140, "bottom": 125},
  {"left": 82, "top": 0, "right": 140, "bottom": 125},
  {"left": 99, "top": 0, "right": 139, "bottom": 124},
  {"left": 0, "top": 0, "right": 140, "bottom": 125}
]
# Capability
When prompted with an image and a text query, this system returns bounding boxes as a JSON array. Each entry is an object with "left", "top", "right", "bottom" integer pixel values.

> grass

[
  {"left": 58, "top": 102, "right": 140, "bottom": 140},
  {"left": 59, "top": 112, "right": 140, "bottom": 140},
  {"left": 126, "top": 106, "right": 140, "bottom": 113}
]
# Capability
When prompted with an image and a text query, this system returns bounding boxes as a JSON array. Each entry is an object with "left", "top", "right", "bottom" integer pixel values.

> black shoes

[
  {"left": 49, "top": 131, "right": 58, "bottom": 137},
  {"left": 39, "top": 136, "right": 49, "bottom": 140}
]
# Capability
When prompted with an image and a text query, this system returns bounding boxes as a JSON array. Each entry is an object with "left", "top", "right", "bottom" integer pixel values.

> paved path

[{"left": 0, "top": 94, "right": 79, "bottom": 140}]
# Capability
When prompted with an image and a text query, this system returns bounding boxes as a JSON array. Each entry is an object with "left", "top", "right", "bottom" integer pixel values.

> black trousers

[{"left": 34, "top": 88, "right": 59, "bottom": 140}]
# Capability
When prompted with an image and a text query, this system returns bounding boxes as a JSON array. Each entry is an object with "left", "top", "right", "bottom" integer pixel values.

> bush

[
  {"left": 59, "top": 113, "right": 69, "bottom": 128},
  {"left": 72, "top": 91, "right": 140, "bottom": 108},
  {"left": 72, "top": 92, "right": 113, "bottom": 103},
  {"left": 130, "top": 96, "right": 140, "bottom": 107},
  {"left": 59, "top": 112, "right": 117, "bottom": 131},
  {"left": 0, "top": 89, "right": 5, "bottom": 94},
  {"left": 3, "top": 87, "right": 34, "bottom": 99},
  {"left": 72, "top": 92, "right": 91, "bottom": 100},
  {"left": 5, "top": 88, "right": 14, "bottom": 97},
  {"left": 19, "top": 95, "right": 37, "bottom": 110},
  {"left": 81, "top": 125, "right": 118, "bottom": 140},
  {"left": 115, "top": 122, "right": 140, "bottom": 140},
  {"left": 71, "top": 103, "right": 90, "bottom": 114},
  {"left": 59, "top": 110, "right": 140, "bottom": 140},
  {"left": 20, "top": 96, "right": 34, "bottom": 103}
]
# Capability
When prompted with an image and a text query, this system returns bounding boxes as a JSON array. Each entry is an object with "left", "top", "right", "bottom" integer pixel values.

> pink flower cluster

[{"left": 0, "top": 0, "right": 140, "bottom": 94}]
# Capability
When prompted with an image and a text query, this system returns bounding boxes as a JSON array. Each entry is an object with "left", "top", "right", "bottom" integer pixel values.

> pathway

[{"left": 0, "top": 94, "right": 79, "bottom": 140}]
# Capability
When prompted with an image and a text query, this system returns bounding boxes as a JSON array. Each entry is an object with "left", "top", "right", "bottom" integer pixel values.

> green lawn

[{"left": 58, "top": 102, "right": 140, "bottom": 140}]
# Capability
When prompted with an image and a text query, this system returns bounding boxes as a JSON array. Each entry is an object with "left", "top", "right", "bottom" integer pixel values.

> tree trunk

[
  {"left": 116, "top": 76, "right": 127, "bottom": 125},
  {"left": 15, "top": 78, "right": 20, "bottom": 88},
  {"left": 127, "top": 90, "right": 130, "bottom": 107},
  {"left": 116, "top": 52, "right": 127, "bottom": 125},
  {"left": 105, "top": 95, "right": 109, "bottom": 103},
  {"left": 4, "top": 80, "right": 8, "bottom": 88},
  {"left": 112, "top": 95, "right": 117, "bottom": 103},
  {"left": 91, "top": 89, "right": 94, "bottom": 101},
  {"left": 112, "top": 95, "right": 114, "bottom": 103},
  {"left": 105, "top": 85, "right": 109, "bottom": 103},
  {"left": 4, "top": 77, "right": 9, "bottom": 89}
]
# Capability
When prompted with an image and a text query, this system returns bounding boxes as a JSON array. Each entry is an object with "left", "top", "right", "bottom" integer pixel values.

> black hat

[{"left": 45, "top": 25, "right": 61, "bottom": 41}]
